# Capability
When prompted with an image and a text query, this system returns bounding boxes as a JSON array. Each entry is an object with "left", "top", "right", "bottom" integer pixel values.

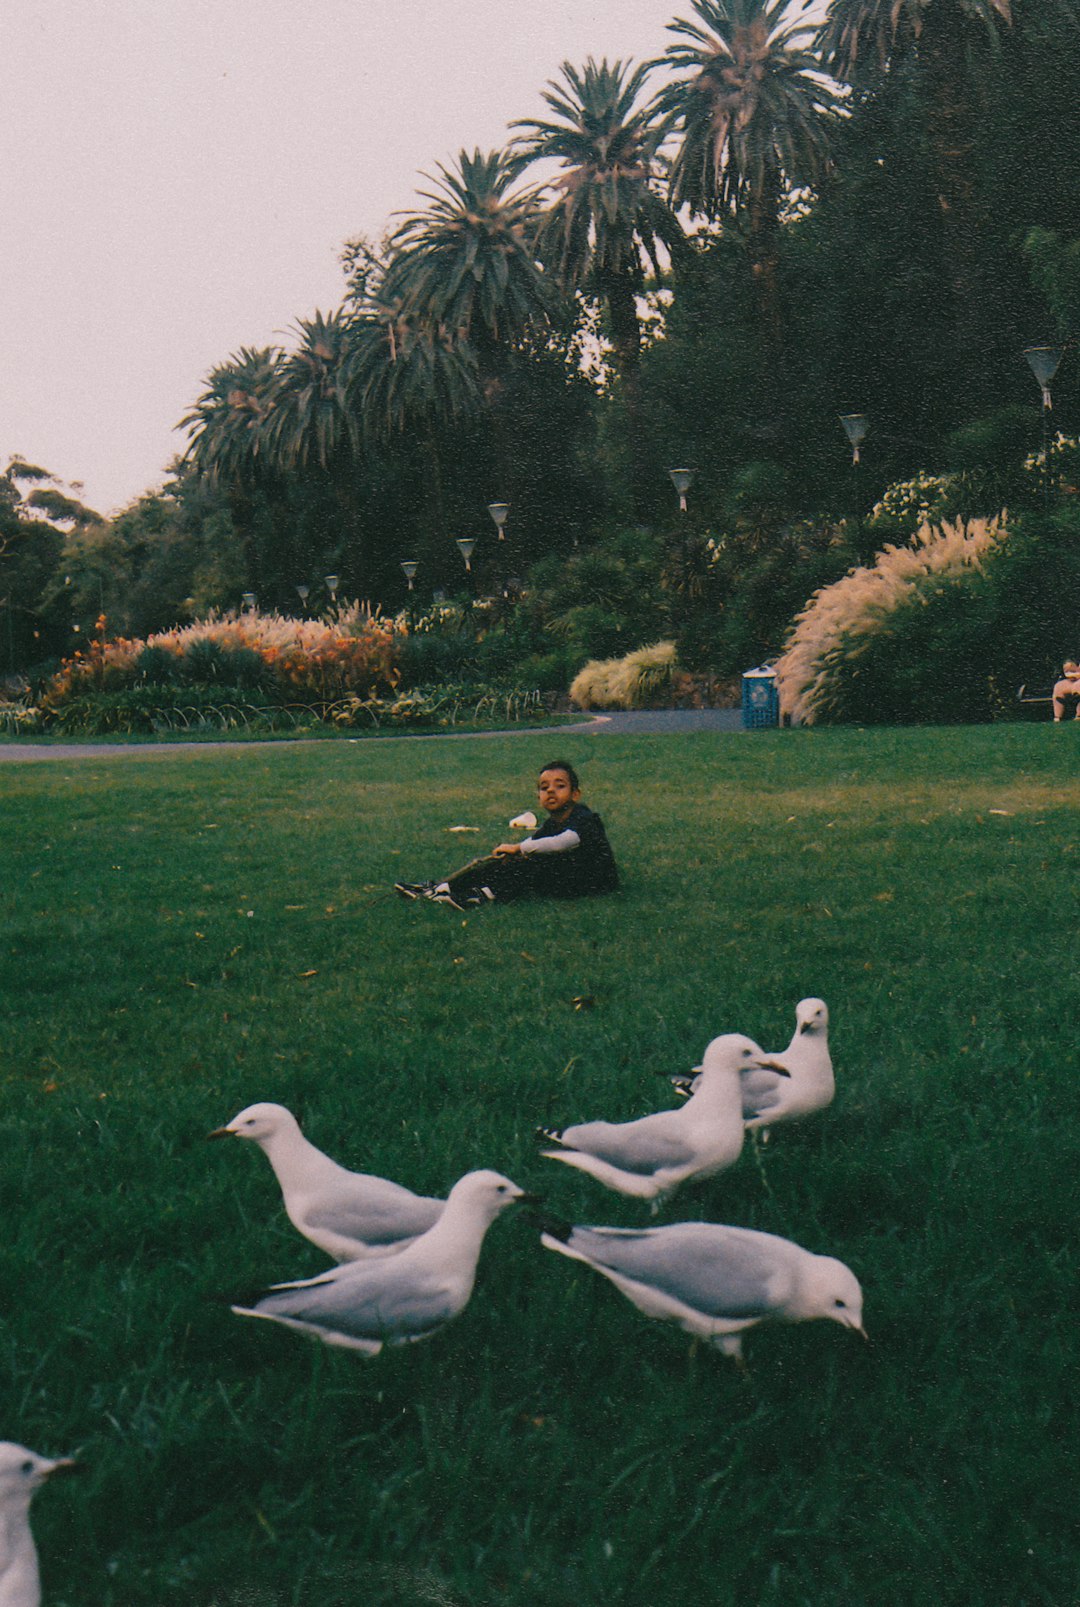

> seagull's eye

[
  {"left": 834, "top": 1298, "right": 847, "bottom": 1309},
  {"left": 20, "top": 1461, "right": 33, "bottom": 1475}
]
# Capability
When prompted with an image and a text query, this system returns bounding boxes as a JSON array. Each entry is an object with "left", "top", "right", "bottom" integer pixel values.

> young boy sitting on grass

[{"left": 395, "top": 760, "right": 618, "bottom": 911}]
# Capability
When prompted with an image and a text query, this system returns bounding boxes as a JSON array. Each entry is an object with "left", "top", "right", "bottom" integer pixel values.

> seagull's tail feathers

[
  {"left": 230, "top": 1306, "right": 383, "bottom": 1354},
  {"left": 536, "top": 1126, "right": 572, "bottom": 1148},
  {"left": 524, "top": 1206, "right": 573, "bottom": 1242}
]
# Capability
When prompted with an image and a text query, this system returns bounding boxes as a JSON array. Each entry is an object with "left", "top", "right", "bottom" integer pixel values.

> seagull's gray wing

[
  {"left": 560, "top": 1115, "right": 697, "bottom": 1176},
  {"left": 566, "top": 1224, "right": 789, "bottom": 1319},
  {"left": 303, "top": 1184, "right": 444, "bottom": 1247},
  {"left": 740, "top": 1069, "right": 787, "bottom": 1119},
  {"left": 251, "top": 1260, "right": 456, "bottom": 1344}
]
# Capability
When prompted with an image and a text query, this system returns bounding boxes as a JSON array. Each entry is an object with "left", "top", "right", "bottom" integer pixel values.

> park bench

[{"left": 1017, "top": 680, "right": 1080, "bottom": 719}]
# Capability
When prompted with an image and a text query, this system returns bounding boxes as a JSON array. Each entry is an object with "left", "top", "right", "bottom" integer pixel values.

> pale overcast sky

[{"left": 3, "top": 0, "right": 825, "bottom": 517}]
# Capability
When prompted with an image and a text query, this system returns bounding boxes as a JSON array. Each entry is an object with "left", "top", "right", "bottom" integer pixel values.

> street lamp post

[
  {"left": 839, "top": 414, "right": 869, "bottom": 466},
  {"left": 296, "top": 584, "right": 310, "bottom": 614},
  {"left": 668, "top": 468, "right": 693, "bottom": 514},
  {"left": 324, "top": 574, "right": 340, "bottom": 605},
  {"left": 1022, "top": 345, "right": 1065, "bottom": 504},
  {"left": 487, "top": 502, "right": 510, "bottom": 541},
  {"left": 455, "top": 539, "right": 476, "bottom": 575},
  {"left": 241, "top": 592, "right": 257, "bottom": 612},
  {"left": 400, "top": 560, "right": 418, "bottom": 592}
]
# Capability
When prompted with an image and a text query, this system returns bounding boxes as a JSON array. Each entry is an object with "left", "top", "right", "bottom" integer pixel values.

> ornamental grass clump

[
  {"left": 774, "top": 519, "right": 1003, "bottom": 726},
  {"left": 570, "top": 641, "right": 678, "bottom": 709}
]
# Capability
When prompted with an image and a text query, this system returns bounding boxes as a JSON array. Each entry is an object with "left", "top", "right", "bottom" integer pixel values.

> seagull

[
  {"left": 208, "top": 1103, "right": 444, "bottom": 1262},
  {"left": 742, "top": 997, "right": 833, "bottom": 1132},
  {"left": 540, "top": 1217, "right": 865, "bottom": 1362},
  {"left": 537, "top": 1035, "right": 789, "bottom": 1206},
  {"left": 0, "top": 1443, "right": 77, "bottom": 1607},
  {"left": 669, "top": 999, "right": 835, "bottom": 1134},
  {"left": 231, "top": 1170, "right": 532, "bottom": 1354}
]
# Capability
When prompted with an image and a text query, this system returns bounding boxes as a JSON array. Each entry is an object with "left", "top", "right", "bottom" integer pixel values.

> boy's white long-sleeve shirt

[{"left": 519, "top": 827, "right": 580, "bottom": 855}]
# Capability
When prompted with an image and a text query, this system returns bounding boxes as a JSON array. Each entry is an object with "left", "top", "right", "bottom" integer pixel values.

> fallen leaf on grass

[
  {"left": 873, "top": 891, "right": 894, "bottom": 902},
  {"left": 183, "top": 980, "right": 198, "bottom": 990},
  {"left": 988, "top": 809, "right": 1012, "bottom": 817},
  {"left": 447, "top": 825, "right": 480, "bottom": 833},
  {"left": 297, "top": 969, "right": 318, "bottom": 979},
  {"left": 571, "top": 995, "right": 596, "bottom": 1011},
  {"left": 520, "top": 951, "right": 537, "bottom": 963}
]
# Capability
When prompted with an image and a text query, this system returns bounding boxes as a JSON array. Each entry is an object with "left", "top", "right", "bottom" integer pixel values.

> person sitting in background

[
  {"left": 394, "top": 760, "right": 619, "bottom": 911},
  {"left": 1052, "top": 659, "right": 1080, "bottom": 722}
]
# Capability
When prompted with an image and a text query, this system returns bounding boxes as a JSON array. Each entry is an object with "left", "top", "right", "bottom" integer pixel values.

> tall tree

[
  {"left": 512, "top": 57, "right": 686, "bottom": 510},
  {"left": 817, "top": 0, "right": 1014, "bottom": 396},
  {"left": 179, "top": 348, "right": 286, "bottom": 597},
  {"left": 382, "top": 149, "right": 555, "bottom": 393},
  {"left": 180, "top": 347, "right": 282, "bottom": 487},
  {"left": 653, "top": 0, "right": 841, "bottom": 363}
]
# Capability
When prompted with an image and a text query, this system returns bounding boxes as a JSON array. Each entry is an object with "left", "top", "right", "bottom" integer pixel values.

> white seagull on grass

[
  {"left": 538, "top": 1034, "right": 788, "bottom": 1206},
  {"left": 231, "top": 1170, "right": 532, "bottom": 1354},
  {"left": 0, "top": 1443, "right": 77, "bottom": 1607},
  {"left": 670, "top": 998, "right": 835, "bottom": 1134},
  {"left": 209, "top": 1102, "right": 444, "bottom": 1262},
  {"left": 540, "top": 1218, "right": 865, "bottom": 1362}
]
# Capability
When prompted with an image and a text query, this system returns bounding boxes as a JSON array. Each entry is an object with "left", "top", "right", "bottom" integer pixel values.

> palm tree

[
  {"left": 512, "top": 59, "right": 684, "bottom": 392},
  {"left": 512, "top": 58, "right": 685, "bottom": 509},
  {"left": 258, "top": 308, "right": 375, "bottom": 596},
  {"left": 653, "top": 0, "right": 841, "bottom": 352},
  {"left": 179, "top": 347, "right": 286, "bottom": 595},
  {"left": 261, "top": 310, "right": 358, "bottom": 473},
  {"left": 180, "top": 347, "right": 282, "bottom": 488},
  {"left": 382, "top": 148, "right": 555, "bottom": 393}
]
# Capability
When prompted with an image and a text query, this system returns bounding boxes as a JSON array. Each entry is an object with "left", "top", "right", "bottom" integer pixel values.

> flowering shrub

[
  {"left": 867, "top": 472, "right": 961, "bottom": 538},
  {"left": 1023, "top": 432, "right": 1080, "bottom": 488},
  {"left": 40, "top": 607, "right": 402, "bottom": 714},
  {"left": 774, "top": 519, "right": 1004, "bottom": 725}
]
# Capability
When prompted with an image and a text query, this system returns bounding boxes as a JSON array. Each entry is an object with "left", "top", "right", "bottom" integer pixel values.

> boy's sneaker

[
  {"left": 423, "top": 881, "right": 466, "bottom": 911},
  {"left": 394, "top": 881, "right": 432, "bottom": 901}
]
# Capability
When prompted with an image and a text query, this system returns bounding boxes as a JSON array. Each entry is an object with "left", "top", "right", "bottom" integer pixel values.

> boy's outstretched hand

[{"left": 493, "top": 842, "right": 522, "bottom": 857}]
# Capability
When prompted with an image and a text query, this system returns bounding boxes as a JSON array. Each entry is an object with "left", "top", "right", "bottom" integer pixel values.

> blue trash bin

[{"left": 741, "top": 665, "right": 779, "bottom": 729}]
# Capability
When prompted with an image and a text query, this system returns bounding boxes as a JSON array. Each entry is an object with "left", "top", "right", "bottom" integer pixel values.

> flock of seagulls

[
  {"left": 3, "top": 996, "right": 856, "bottom": 1603},
  {"left": 214, "top": 996, "right": 859, "bottom": 1364}
]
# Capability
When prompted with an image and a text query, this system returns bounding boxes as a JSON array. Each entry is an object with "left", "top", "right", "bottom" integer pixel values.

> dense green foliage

[
  {"left": 5, "top": 1, "right": 1080, "bottom": 706},
  {"left": 1, "top": 728, "right": 1077, "bottom": 1604}
]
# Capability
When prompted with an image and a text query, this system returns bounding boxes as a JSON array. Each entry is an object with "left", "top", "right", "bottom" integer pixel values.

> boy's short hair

[{"left": 539, "top": 759, "right": 580, "bottom": 791}]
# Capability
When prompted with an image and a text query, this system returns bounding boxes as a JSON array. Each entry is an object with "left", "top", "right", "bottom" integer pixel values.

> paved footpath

[{"left": 0, "top": 707, "right": 745, "bottom": 762}]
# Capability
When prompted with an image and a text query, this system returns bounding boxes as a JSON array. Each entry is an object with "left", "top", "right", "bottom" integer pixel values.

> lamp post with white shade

[
  {"left": 487, "top": 502, "right": 510, "bottom": 541},
  {"left": 668, "top": 468, "right": 693, "bottom": 514},
  {"left": 455, "top": 539, "right": 476, "bottom": 575},
  {"left": 838, "top": 414, "right": 868, "bottom": 466},
  {"left": 1023, "top": 345, "right": 1065, "bottom": 503}
]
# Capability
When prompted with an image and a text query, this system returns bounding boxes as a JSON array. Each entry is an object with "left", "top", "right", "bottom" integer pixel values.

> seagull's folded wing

[
  {"left": 303, "top": 1184, "right": 443, "bottom": 1248},
  {"left": 252, "top": 1261, "right": 458, "bottom": 1344},
  {"left": 560, "top": 1115, "right": 698, "bottom": 1176},
  {"left": 566, "top": 1223, "right": 792, "bottom": 1319},
  {"left": 740, "top": 1069, "right": 787, "bottom": 1118}
]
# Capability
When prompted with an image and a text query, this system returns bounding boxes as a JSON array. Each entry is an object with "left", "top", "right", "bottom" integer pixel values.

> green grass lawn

[{"left": 1, "top": 726, "right": 1077, "bottom": 1606}]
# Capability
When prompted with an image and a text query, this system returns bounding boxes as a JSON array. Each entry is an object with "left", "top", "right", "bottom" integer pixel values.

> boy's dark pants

[{"left": 446, "top": 854, "right": 565, "bottom": 903}]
